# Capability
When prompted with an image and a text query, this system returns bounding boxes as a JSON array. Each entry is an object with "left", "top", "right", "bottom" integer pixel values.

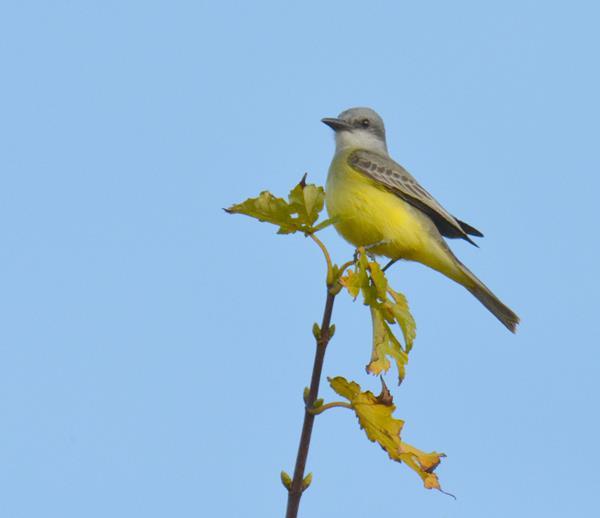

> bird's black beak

[{"left": 321, "top": 117, "right": 352, "bottom": 132}]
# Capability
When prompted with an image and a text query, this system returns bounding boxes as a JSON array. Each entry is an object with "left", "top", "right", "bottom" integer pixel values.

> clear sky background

[{"left": 1, "top": 1, "right": 599, "bottom": 517}]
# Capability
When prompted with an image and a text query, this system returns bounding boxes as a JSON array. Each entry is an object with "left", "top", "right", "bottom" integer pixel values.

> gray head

[{"left": 322, "top": 107, "right": 388, "bottom": 154}]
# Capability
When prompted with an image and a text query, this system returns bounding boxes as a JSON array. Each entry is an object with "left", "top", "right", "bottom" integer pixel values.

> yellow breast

[{"left": 325, "top": 149, "right": 436, "bottom": 261}]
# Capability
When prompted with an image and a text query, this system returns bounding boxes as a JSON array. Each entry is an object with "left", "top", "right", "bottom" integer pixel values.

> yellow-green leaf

[
  {"left": 225, "top": 191, "right": 298, "bottom": 233},
  {"left": 287, "top": 182, "right": 325, "bottom": 227},
  {"left": 357, "top": 252, "right": 371, "bottom": 301},
  {"left": 328, "top": 376, "right": 445, "bottom": 491},
  {"left": 368, "top": 306, "right": 409, "bottom": 383},
  {"left": 340, "top": 251, "right": 416, "bottom": 382},
  {"left": 340, "top": 253, "right": 369, "bottom": 300},
  {"left": 368, "top": 261, "right": 388, "bottom": 300},
  {"left": 340, "top": 269, "right": 365, "bottom": 299},
  {"left": 399, "top": 442, "right": 446, "bottom": 491},
  {"left": 226, "top": 179, "right": 330, "bottom": 234},
  {"left": 328, "top": 376, "right": 362, "bottom": 401},
  {"left": 388, "top": 287, "right": 417, "bottom": 353}
]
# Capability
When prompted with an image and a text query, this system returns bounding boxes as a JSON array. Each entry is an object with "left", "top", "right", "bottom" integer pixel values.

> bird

[{"left": 322, "top": 107, "right": 519, "bottom": 332}]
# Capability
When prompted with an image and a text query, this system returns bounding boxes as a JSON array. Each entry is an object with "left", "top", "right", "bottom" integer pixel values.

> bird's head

[{"left": 322, "top": 107, "right": 388, "bottom": 154}]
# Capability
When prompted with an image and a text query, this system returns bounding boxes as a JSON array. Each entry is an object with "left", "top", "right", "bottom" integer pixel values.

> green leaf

[
  {"left": 368, "top": 261, "right": 388, "bottom": 300},
  {"left": 341, "top": 250, "right": 416, "bottom": 383},
  {"left": 358, "top": 252, "right": 371, "bottom": 302},
  {"left": 339, "top": 269, "right": 365, "bottom": 299},
  {"left": 288, "top": 183, "right": 325, "bottom": 227},
  {"left": 225, "top": 191, "right": 298, "bottom": 234},
  {"left": 328, "top": 376, "right": 445, "bottom": 491},
  {"left": 328, "top": 377, "right": 362, "bottom": 401},
  {"left": 340, "top": 252, "right": 369, "bottom": 300},
  {"left": 226, "top": 178, "right": 330, "bottom": 235}
]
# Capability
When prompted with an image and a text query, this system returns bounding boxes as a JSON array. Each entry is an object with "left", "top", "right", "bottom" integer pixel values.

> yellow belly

[{"left": 325, "top": 149, "right": 464, "bottom": 282}]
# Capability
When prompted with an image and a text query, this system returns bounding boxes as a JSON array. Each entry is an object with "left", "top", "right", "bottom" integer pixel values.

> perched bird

[{"left": 322, "top": 107, "right": 519, "bottom": 332}]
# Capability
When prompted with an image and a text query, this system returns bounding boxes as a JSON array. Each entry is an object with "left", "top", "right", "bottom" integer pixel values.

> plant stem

[
  {"left": 309, "top": 234, "right": 333, "bottom": 284},
  {"left": 285, "top": 288, "right": 336, "bottom": 518},
  {"left": 307, "top": 401, "right": 352, "bottom": 415}
]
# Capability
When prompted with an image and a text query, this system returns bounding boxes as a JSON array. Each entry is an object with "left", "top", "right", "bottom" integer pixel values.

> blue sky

[{"left": 1, "top": 1, "right": 599, "bottom": 517}]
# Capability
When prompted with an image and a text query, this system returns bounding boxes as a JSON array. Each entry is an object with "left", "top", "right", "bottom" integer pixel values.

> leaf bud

[
  {"left": 302, "top": 472, "right": 313, "bottom": 490},
  {"left": 280, "top": 470, "right": 292, "bottom": 490},
  {"left": 312, "top": 323, "right": 321, "bottom": 340},
  {"left": 328, "top": 324, "right": 336, "bottom": 338}
]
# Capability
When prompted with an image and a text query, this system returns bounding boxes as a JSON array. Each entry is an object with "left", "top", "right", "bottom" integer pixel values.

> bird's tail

[{"left": 457, "top": 262, "right": 520, "bottom": 333}]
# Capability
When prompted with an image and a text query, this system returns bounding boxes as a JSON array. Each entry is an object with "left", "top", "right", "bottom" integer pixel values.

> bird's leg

[
  {"left": 382, "top": 259, "right": 399, "bottom": 272},
  {"left": 362, "top": 239, "right": 391, "bottom": 260},
  {"left": 363, "top": 239, "right": 390, "bottom": 252},
  {"left": 363, "top": 240, "right": 389, "bottom": 258},
  {"left": 354, "top": 240, "right": 391, "bottom": 263}
]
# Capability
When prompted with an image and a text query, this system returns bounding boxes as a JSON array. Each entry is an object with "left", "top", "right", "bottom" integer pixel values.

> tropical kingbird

[{"left": 322, "top": 107, "right": 519, "bottom": 332}]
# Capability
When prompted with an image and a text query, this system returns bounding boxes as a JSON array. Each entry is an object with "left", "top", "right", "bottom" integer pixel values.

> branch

[{"left": 285, "top": 288, "right": 337, "bottom": 518}]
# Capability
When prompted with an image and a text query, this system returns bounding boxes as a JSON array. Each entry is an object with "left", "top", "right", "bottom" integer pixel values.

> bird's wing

[{"left": 348, "top": 149, "right": 483, "bottom": 245}]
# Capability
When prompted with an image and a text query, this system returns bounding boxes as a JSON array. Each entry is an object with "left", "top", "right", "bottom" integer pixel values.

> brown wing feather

[{"left": 348, "top": 150, "right": 481, "bottom": 246}]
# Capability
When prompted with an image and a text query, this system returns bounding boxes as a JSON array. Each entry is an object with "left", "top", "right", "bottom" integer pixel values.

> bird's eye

[{"left": 361, "top": 119, "right": 370, "bottom": 128}]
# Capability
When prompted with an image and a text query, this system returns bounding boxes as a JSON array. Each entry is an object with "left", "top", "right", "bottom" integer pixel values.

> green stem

[
  {"left": 309, "top": 234, "right": 334, "bottom": 285},
  {"left": 308, "top": 401, "right": 353, "bottom": 415},
  {"left": 337, "top": 259, "right": 357, "bottom": 278}
]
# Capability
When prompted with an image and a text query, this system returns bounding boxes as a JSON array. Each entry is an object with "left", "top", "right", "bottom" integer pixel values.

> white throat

[{"left": 334, "top": 129, "right": 388, "bottom": 155}]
